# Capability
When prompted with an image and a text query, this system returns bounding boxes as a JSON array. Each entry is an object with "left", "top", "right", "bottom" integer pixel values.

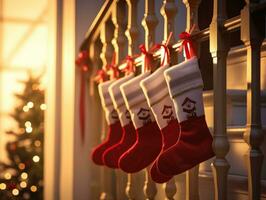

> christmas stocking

[
  {"left": 102, "top": 74, "right": 137, "bottom": 168},
  {"left": 140, "top": 65, "right": 180, "bottom": 183},
  {"left": 91, "top": 80, "right": 123, "bottom": 166},
  {"left": 118, "top": 72, "right": 162, "bottom": 173},
  {"left": 157, "top": 57, "right": 214, "bottom": 176}
]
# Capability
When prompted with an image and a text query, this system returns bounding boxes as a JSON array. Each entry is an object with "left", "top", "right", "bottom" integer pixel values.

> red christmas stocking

[
  {"left": 157, "top": 57, "right": 214, "bottom": 176},
  {"left": 102, "top": 74, "right": 137, "bottom": 168},
  {"left": 118, "top": 72, "right": 162, "bottom": 173},
  {"left": 141, "top": 65, "right": 180, "bottom": 183},
  {"left": 91, "top": 80, "right": 123, "bottom": 166}
]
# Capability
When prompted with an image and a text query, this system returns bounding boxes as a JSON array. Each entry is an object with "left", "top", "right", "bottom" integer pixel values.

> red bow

[
  {"left": 179, "top": 31, "right": 196, "bottom": 60},
  {"left": 139, "top": 44, "right": 153, "bottom": 72},
  {"left": 76, "top": 51, "right": 89, "bottom": 71},
  {"left": 94, "top": 69, "right": 107, "bottom": 83},
  {"left": 75, "top": 50, "right": 90, "bottom": 144}
]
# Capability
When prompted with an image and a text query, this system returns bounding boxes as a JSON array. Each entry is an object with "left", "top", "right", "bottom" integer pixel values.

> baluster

[
  {"left": 181, "top": 0, "right": 201, "bottom": 199},
  {"left": 142, "top": 0, "right": 159, "bottom": 49},
  {"left": 101, "top": 19, "right": 115, "bottom": 67},
  {"left": 126, "top": 173, "right": 138, "bottom": 200},
  {"left": 112, "top": 1, "right": 128, "bottom": 199},
  {"left": 112, "top": 0, "right": 127, "bottom": 63},
  {"left": 143, "top": 166, "right": 157, "bottom": 200},
  {"left": 125, "top": 0, "right": 140, "bottom": 199},
  {"left": 164, "top": 178, "right": 177, "bottom": 200},
  {"left": 182, "top": 0, "right": 201, "bottom": 59},
  {"left": 182, "top": 0, "right": 201, "bottom": 32},
  {"left": 241, "top": 1, "right": 265, "bottom": 199},
  {"left": 87, "top": 37, "right": 103, "bottom": 199},
  {"left": 186, "top": 166, "right": 199, "bottom": 200},
  {"left": 160, "top": 1, "right": 178, "bottom": 199},
  {"left": 141, "top": 1, "right": 158, "bottom": 199},
  {"left": 160, "top": 0, "right": 178, "bottom": 45},
  {"left": 89, "top": 38, "right": 103, "bottom": 96},
  {"left": 209, "top": 0, "right": 230, "bottom": 199},
  {"left": 99, "top": 19, "right": 116, "bottom": 200},
  {"left": 126, "top": 0, "right": 140, "bottom": 55},
  {"left": 160, "top": 0, "right": 178, "bottom": 66}
]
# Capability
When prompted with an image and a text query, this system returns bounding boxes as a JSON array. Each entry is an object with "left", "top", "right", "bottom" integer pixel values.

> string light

[
  {"left": 30, "top": 185, "right": 37, "bottom": 192},
  {"left": 23, "top": 106, "right": 29, "bottom": 112},
  {"left": 20, "top": 181, "right": 27, "bottom": 188},
  {"left": 21, "top": 172, "right": 28, "bottom": 180},
  {"left": 18, "top": 163, "right": 26, "bottom": 170},
  {"left": 25, "top": 121, "right": 31, "bottom": 127},
  {"left": 40, "top": 104, "right": 47, "bottom": 110},
  {"left": 0, "top": 183, "right": 6, "bottom": 190},
  {"left": 12, "top": 188, "right": 19, "bottom": 196},
  {"left": 34, "top": 140, "right": 41, "bottom": 147},
  {"left": 27, "top": 102, "right": 34, "bottom": 108},
  {"left": 33, "top": 155, "right": 40, "bottom": 163},
  {"left": 4, "top": 172, "right": 11, "bottom": 180},
  {"left": 26, "top": 127, "right": 33, "bottom": 133}
]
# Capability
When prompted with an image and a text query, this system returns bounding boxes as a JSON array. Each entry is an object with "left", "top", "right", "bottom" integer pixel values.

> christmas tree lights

[{"left": 0, "top": 76, "right": 44, "bottom": 199}]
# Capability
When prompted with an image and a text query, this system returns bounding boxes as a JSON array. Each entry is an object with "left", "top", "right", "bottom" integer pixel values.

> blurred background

[{"left": 0, "top": 0, "right": 104, "bottom": 199}]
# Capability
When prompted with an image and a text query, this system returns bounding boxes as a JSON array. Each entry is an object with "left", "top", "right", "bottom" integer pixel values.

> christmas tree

[{"left": 0, "top": 76, "right": 45, "bottom": 200}]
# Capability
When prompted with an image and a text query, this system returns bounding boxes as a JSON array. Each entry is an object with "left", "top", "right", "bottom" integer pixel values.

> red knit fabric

[
  {"left": 118, "top": 121, "right": 162, "bottom": 173},
  {"left": 157, "top": 116, "right": 214, "bottom": 176},
  {"left": 91, "top": 121, "right": 123, "bottom": 166},
  {"left": 103, "top": 122, "right": 136, "bottom": 168},
  {"left": 150, "top": 119, "right": 180, "bottom": 183}
]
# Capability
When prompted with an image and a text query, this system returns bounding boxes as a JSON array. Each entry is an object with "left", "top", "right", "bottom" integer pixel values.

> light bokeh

[{"left": 0, "top": 0, "right": 48, "bottom": 161}]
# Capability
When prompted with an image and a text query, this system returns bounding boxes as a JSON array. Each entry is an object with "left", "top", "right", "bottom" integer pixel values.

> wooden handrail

[
  {"left": 80, "top": 0, "right": 114, "bottom": 51},
  {"left": 118, "top": 15, "right": 241, "bottom": 70}
]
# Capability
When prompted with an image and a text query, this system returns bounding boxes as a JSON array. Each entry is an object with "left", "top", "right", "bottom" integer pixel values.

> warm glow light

[
  {"left": 0, "top": 183, "right": 6, "bottom": 190},
  {"left": 27, "top": 102, "right": 34, "bottom": 108},
  {"left": 30, "top": 185, "right": 37, "bottom": 192},
  {"left": 26, "top": 127, "right": 33, "bottom": 133},
  {"left": 4, "top": 172, "right": 11, "bottom": 180},
  {"left": 20, "top": 181, "right": 27, "bottom": 188},
  {"left": 23, "top": 106, "right": 29, "bottom": 112},
  {"left": 34, "top": 140, "right": 41, "bottom": 147},
  {"left": 25, "top": 121, "right": 31, "bottom": 127},
  {"left": 33, "top": 155, "right": 40, "bottom": 163},
  {"left": 18, "top": 163, "right": 26, "bottom": 170},
  {"left": 12, "top": 188, "right": 19, "bottom": 196},
  {"left": 40, "top": 103, "right": 47, "bottom": 110},
  {"left": 21, "top": 172, "right": 28, "bottom": 180}
]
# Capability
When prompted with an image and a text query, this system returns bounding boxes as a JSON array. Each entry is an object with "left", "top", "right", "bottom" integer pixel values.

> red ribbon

[
  {"left": 106, "top": 52, "right": 120, "bottom": 79},
  {"left": 122, "top": 55, "right": 135, "bottom": 75},
  {"left": 75, "top": 50, "right": 90, "bottom": 143},
  {"left": 151, "top": 44, "right": 170, "bottom": 66},
  {"left": 139, "top": 44, "right": 153, "bottom": 72},
  {"left": 107, "top": 64, "right": 120, "bottom": 79},
  {"left": 179, "top": 31, "right": 196, "bottom": 60},
  {"left": 94, "top": 69, "right": 107, "bottom": 83}
]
